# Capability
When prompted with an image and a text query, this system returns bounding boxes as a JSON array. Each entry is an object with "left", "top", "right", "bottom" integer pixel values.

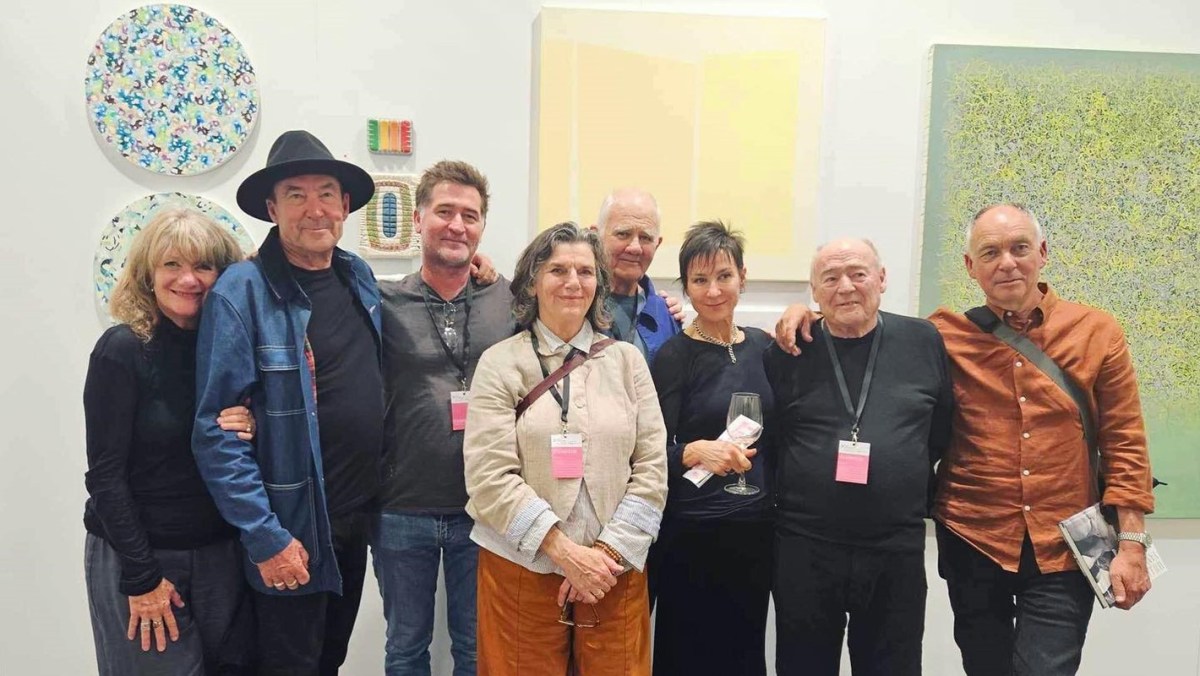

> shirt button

[
  {"left": 1022, "top": 469, "right": 1030, "bottom": 476},
  {"left": 1015, "top": 360, "right": 1024, "bottom": 367},
  {"left": 1019, "top": 396, "right": 1027, "bottom": 403},
  {"left": 1024, "top": 505, "right": 1031, "bottom": 511},
  {"left": 1022, "top": 432, "right": 1030, "bottom": 439}
]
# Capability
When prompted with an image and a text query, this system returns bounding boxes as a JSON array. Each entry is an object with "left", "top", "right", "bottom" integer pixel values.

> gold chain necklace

[{"left": 692, "top": 323, "right": 739, "bottom": 364}]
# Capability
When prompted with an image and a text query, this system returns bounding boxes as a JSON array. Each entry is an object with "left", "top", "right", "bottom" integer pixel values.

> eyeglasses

[{"left": 557, "top": 601, "right": 600, "bottom": 628}]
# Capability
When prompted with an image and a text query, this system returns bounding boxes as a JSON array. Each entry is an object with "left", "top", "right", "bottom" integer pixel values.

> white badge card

[
  {"left": 835, "top": 440, "right": 870, "bottom": 484},
  {"left": 551, "top": 433, "right": 584, "bottom": 479},
  {"left": 683, "top": 466, "right": 714, "bottom": 487},
  {"left": 450, "top": 391, "right": 469, "bottom": 431}
]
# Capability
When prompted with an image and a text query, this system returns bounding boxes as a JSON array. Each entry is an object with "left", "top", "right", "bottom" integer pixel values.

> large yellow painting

[{"left": 533, "top": 8, "right": 825, "bottom": 281}]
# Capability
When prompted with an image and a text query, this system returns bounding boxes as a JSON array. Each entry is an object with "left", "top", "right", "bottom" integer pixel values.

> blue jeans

[{"left": 370, "top": 512, "right": 478, "bottom": 676}]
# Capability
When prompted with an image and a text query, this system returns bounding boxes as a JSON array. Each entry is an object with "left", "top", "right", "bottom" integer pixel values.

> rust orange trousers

[{"left": 477, "top": 548, "right": 651, "bottom": 676}]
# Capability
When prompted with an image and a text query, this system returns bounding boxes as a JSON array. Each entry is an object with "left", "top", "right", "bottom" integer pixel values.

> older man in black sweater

[{"left": 765, "top": 238, "right": 954, "bottom": 676}]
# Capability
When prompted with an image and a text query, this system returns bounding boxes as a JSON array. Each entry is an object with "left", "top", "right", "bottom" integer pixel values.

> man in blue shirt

[
  {"left": 593, "top": 188, "right": 682, "bottom": 363},
  {"left": 193, "top": 130, "right": 382, "bottom": 675}
]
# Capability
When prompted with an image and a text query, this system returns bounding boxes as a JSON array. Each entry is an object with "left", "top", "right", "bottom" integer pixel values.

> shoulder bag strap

[
  {"left": 965, "top": 307, "right": 1100, "bottom": 491},
  {"left": 515, "top": 338, "right": 618, "bottom": 420}
]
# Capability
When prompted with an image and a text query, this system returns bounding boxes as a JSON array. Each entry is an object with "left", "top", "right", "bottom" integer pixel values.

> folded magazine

[{"left": 1058, "top": 503, "right": 1166, "bottom": 609}]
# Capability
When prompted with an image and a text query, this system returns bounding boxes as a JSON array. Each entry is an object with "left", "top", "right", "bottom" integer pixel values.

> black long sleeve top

[
  {"left": 650, "top": 328, "right": 775, "bottom": 521},
  {"left": 83, "top": 321, "right": 236, "bottom": 595}
]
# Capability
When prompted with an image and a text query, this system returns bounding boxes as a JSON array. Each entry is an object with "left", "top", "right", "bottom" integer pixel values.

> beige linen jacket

[{"left": 463, "top": 327, "right": 668, "bottom": 570}]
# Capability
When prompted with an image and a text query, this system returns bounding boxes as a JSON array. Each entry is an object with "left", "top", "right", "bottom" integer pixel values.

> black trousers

[
  {"left": 253, "top": 511, "right": 370, "bottom": 676},
  {"left": 773, "top": 531, "right": 926, "bottom": 676},
  {"left": 936, "top": 524, "right": 1095, "bottom": 676},
  {"left": 649, "top": 517, "right": 773, "bottom": 676}
]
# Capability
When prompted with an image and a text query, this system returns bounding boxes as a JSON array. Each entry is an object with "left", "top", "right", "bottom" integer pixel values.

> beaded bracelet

[{"left": 593, "top": 540, "right": 624, "bottom": 566}]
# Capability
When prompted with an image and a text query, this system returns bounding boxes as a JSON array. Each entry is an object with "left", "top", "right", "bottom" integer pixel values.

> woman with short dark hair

[
  {"left": 464, "top": 222, "right": 667, "bottom": 675},
  {"left": 648, "top": 220, "right": 776, "bottom": 676}
]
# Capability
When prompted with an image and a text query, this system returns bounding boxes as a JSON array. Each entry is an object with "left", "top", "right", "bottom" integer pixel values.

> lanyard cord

[
  {"left": 421, "top": 280, "right": 473, "bottom": 389},
  {"left": 529, "top": 329, "right": 580, "bottom": 431},
  {"left": 819, "top": 314, "right": 884, "bottom": 442}
]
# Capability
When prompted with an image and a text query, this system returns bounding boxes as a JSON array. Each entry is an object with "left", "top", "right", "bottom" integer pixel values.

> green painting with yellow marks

[{"left": 921, "top": 44, "right": 1200, "bottom": 517}]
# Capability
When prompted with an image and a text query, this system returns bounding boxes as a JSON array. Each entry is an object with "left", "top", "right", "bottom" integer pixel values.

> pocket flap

[{"left": 256, "top": 346, "right": 299, "bottom": 372}]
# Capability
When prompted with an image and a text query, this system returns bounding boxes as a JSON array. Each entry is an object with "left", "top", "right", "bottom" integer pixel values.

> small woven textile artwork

[
  {"left": 359, "top": 174, "right": 422, "bottom": 258},
  {"left": 94, "top": 192, "right": 256, "bottom": 323},
  {"left": 84, "top": 4, "right": 260, "bottom": 176}
]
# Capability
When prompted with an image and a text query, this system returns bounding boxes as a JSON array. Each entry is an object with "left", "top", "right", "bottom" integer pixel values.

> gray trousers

[{"left": 84, "top": 533, "right": 252, "bottom": 676}]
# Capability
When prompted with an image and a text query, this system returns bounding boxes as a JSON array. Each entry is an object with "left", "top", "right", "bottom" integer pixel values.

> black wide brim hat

[{"left": 236, "top": 130, "right": 375, "bottom": 222}]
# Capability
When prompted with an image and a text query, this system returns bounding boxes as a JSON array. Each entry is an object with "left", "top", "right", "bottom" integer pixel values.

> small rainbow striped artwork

[{"left": 368, "top": 119, "right": 413, "bottom": 154}]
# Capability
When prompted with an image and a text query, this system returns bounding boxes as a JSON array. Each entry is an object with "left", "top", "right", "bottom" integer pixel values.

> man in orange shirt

[
  {"left": 774, "top": 204, "right": 1155, "bottom": 675},
  {"left": 930, "top": 203, "right": 1153, "bottom": 675}
]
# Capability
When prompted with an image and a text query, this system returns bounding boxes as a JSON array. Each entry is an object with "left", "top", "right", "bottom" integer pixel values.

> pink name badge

[
  {"left": 551, "top": 433, "right": 584, "bottom": 479},
  {"left": 835, "top": 440, "right": 870, "bottom": 484},
  {"left": 450, "top": 391, "right": 469, "bottom": 431}
]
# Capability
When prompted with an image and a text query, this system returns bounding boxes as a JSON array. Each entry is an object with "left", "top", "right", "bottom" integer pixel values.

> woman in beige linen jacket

[{"left": 464, "top": 222, "right": 667, "bottom": 676}]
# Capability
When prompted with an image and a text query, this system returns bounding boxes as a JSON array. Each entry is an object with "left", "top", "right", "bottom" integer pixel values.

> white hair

[
  {"left": 964, "top": 203, "right": 1045, "bottom": 251},
  {"left": 811, "top": 237, "right": 884, "bottom": 269},
  {"left": 596, "top": 189, "right": 661, "bottom": 232}
]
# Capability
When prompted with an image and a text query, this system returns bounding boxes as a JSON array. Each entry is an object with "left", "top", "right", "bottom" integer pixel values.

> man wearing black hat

[{"left": 193, "top": 130, "right": 383, "bottom": 675}]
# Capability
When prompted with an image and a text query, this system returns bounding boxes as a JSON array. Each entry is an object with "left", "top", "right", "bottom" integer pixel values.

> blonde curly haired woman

[{"left": 83, "top": 209, "right": 257, "bottom": 675}]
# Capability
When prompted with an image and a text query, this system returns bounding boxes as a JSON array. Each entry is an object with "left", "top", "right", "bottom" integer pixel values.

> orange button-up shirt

[{"left": 930, "top": 284, "right": 1154, "bottom": 573}]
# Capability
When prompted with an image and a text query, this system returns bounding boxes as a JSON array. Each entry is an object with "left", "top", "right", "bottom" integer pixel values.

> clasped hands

[
  {"left": 556, "top": 542, "right": 624, "bottom": 606},
  {"left": 543, "top": 528, "right": 622, "bottom": 606}
]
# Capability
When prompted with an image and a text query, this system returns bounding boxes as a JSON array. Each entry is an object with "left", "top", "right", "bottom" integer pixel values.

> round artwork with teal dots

[
  {"left": 94, "top": 193, "right": 257, "bottom": 324},
  {"left": 84, "top": 4, "right": 260, "bottom": 176}
]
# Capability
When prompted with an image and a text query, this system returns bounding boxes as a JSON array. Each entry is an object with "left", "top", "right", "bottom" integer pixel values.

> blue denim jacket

[
  {"left": 193, "top": 227, "right": 382, "bottom": 595},
  {"left": 636, "top": 276, "right": 682, "bottom": 365}
]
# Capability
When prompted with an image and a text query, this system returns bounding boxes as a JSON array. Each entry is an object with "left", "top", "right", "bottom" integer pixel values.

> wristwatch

[{"left": 1116, "top": 532, "right": 1153, "bottom": 548}]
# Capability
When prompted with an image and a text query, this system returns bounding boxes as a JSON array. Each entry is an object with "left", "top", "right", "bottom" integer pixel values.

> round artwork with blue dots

[{"left": 84, "top": 4, "right": 260, "bottom": 176}]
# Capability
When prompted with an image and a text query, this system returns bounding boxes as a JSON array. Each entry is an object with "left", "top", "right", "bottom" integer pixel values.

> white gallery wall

[{"left": 2, "top": 0, "right": 1199, "bottom": 673}]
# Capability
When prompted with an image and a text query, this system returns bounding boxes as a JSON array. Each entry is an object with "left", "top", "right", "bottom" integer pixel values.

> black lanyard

[
  {"left": 529, "top": 329, "right": 576, "bottom": 431},
  {"left": 819, "top": 314, "right": 883, "bottom": 442},
  {"left": 421, "top": 280, "right": 473, "bottom": 389}
]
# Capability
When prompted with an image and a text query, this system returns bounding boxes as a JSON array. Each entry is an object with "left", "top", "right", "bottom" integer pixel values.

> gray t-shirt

[
  {"left": 378, "top": 273, "right": 516, "bottom": 513},
  {"left": 606, "top": 290, "right": 647, "bottom": 358}
]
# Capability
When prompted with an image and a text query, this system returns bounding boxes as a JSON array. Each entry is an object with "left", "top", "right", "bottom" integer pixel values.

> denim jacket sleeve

[{"left": 192, "top": 291, "right": 293, "bottom": 563}]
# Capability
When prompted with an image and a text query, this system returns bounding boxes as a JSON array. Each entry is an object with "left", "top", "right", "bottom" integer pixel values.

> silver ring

[
  {"left": 140, "top": 621, "right": 151, "bottom": 628},
  {"left": 273, "top": 582, "right": 286, "bottom": 589}
]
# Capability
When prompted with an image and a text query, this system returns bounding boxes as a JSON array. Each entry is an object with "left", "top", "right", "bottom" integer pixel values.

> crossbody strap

[
  {"left": 964, "top": 307, "right": 1100, "bottom": 492},
  {"left": 515, "top": 338, "right": 617, "bottom": 420}
]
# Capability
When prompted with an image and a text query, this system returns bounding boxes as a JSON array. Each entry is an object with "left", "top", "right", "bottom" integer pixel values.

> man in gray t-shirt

[{"left": 374, "top": 161, "right": 515, "bottom": 676}]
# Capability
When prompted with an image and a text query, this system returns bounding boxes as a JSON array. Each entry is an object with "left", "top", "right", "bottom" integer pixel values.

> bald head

[
  {"left": 810, "top": 238, "right": 887, "bottom": 338},
  {"left": 595, "top": 188, "right": 663, "bottom": 295},
  {"left": 963, "top": 203, "right": 1048, "bottom": 312}
]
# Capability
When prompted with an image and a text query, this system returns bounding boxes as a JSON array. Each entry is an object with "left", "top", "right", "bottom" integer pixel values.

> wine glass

[{"left": 724, "top": 392, "right": 763, "bottom": 496}]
